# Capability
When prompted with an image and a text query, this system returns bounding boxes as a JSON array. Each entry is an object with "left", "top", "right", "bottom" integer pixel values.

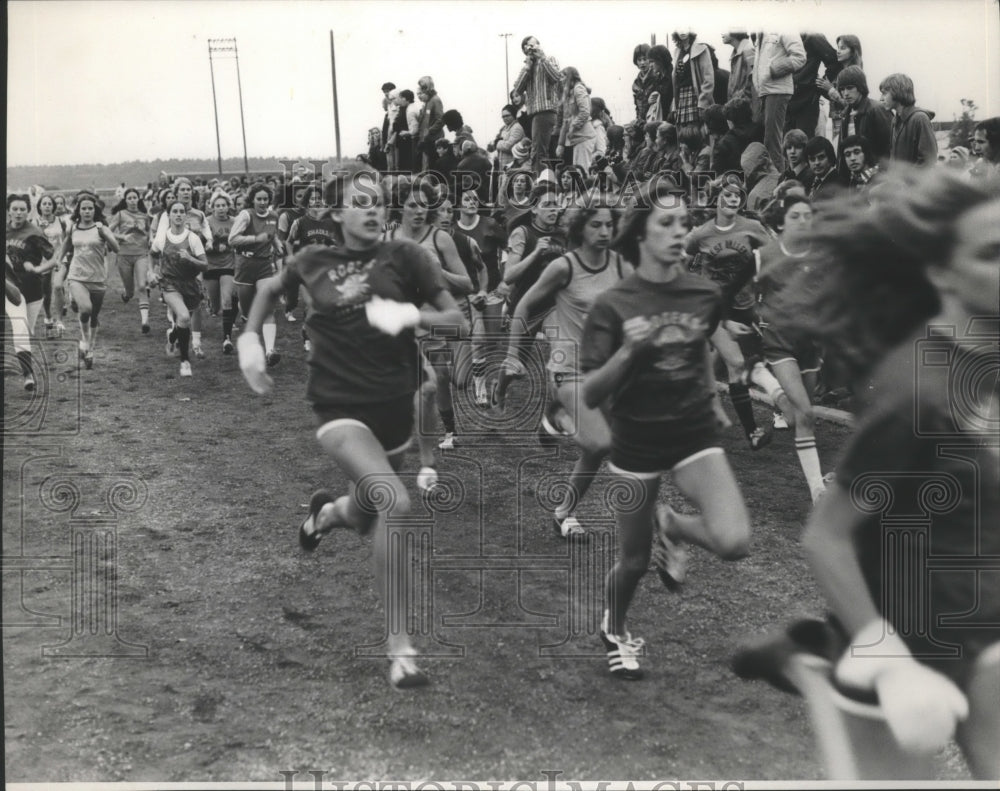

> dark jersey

[
  {"left": 835, "top": 329, "right": 1000, "bottom": 686},
  {"left": 5, "top": 222, "right": 53, "bottom": 302},
  {"left": 506, "top": 221, "right": 567, "bottom": 314},
  {"left": 581, "top": 270, "right": 722, "bottom": 425},
  {"left": 755, "top": 239, "right": 816, "bottom": 327},
  {"left": 685, "top": 215, "right": 770, "bottom": 316},
  {"left": 280, "top": 240, "right": 447, "bottom": 406},
  {"left": 288, "top": 213, "right": 341, "bottom": 252},
  {"left": 455, "top": 214, "right": 506, "bottom": 292},
  {"left": 205, "top": 215, "right": 235, "bottom": 271}
]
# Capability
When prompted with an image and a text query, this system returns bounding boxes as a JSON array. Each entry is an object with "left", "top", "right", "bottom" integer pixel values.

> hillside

[{"left": 6, "top": 156, "right": 339, "bottom": 191}]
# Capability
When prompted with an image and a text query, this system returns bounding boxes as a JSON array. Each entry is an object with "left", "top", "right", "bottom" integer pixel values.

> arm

[
  {"left": 228, "top": 210, "right": 261, "bottom": 248},
  {"left": 537, "top": 54, "right": 562, "bottom": 83},
  {"left": 180, "top": 233, "right": 208, "bottom": 272},
  {"left": 497, "top": 122, "right": 525, "bottom": 152},
  {"left": 513, "top": 61, "right": 532, "bottom": 95},
  {"left": 769, "top": 35, "right": 806, "bottom": 78},
  {"left": 696, "top": 49, "right": 715, "bottom": 108},
  {"left": 434, "top": 231, "right": 474, "bottom": 294},
  {"left": 505, "top": 257, "right": 570, "bottom": 359},
  {"left": 96, "top": 222, "right": 120, "bottom": 254},
  {"left": 915, "top": 114, "right": 939, "bottom": 167},
  {"left": 425, "top": 97, "right": 446, "bottom": 137},
  {"left": 570, "top": 84, "right": 590, "bottom": 132},
  {"left": 503, "top": 228, "right": 549, "bottom": 285}
]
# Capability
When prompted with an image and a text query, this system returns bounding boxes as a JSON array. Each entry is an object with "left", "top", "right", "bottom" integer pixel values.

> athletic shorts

[
  {"left": 609, "top": 416, "right": 720, "bottom": 476},
  {"left": 759, "top": 320, "right": 821, "bottom": 373},
  {"left": 313, "top": 393, "right": 415, "bottom": 456},
  {"left": 159, "top": 277, "right": 203, "bottom": 310},
  {"left": 117, "top": 252, "right": 149, "bottom": 269},
  {"left": 727, "top": 307, "right": 765, "bottom": 365},
  {"left": 66, "top": 279, "right": 106, "bottom": 295},
  {"left": 233, "top": 257, "right": 276, "bottom": 286},
  {"left": 202, "top": 268, "right": 234, "bottom": 281}
]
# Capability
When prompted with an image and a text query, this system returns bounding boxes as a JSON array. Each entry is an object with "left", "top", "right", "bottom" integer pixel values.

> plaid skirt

[{"left": 675, "top": 84, "right": 700, "bottom": 125}]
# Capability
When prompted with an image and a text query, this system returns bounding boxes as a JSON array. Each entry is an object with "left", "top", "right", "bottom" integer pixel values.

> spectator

[
  {"left": 512, "top": 36, "right": 563, "bottom": 174},
  {"left": 778, "top": 129, "right": 814, "bottom": 191},
  {"left": 645, "top": 44, "right": 674, "bottom": 122},
  {"left": 651, "top": 123, "right": 685, "bottom": 181},
  {"left": 456, "top": 139, "right": 493, "bottom": 205},
  {"left": 702, "top": 103, "right": 728, "bottom": 171},
  {"left": 723, "top": 30, "right": 755, "bottom": 103},
  {"left": 433, "top": 138, "right": 460, "bottom": 190},
  {"left": 367, "top": 128, "right": 388, "bottom": 172},
  {"left": 679, "top": 124, "right": 712, "bottom": 174},
  {"left": 839, "top": 133, "right": 880, "bottom": 194},
  {"left": 786, "top": 32, "right": 839, "bottom": 136},
  {"left": 836, "top": 66, "right": 892, "bottom": 165},
  {"left": 804, "top": 135, "right": 843, "bottom": 199},
  {"left": 970, "top": 117, "right": 1000, "bottom": 178},
  {"left": 442, "top": 109, "right": 465, "bottom": 136},
  {"left": 556, "top": 66, "right": 598, "bottom": 170},
  {"left": 879, "top": 73, "right": 938, "bottom": 166},
  {"left": 381, "top": 81, "right": 397, "bottom": 151},
  {"left": 672, "top": 31, "right": 715, "bottom": 127},
  {"left": 627, "top": 121, "right": 662, "bottom": 182},
  {"left": 416, "top": 76, "right": 446, "bottom": 171},
  {"left": 715, "top": 97, "right": 757, "bottom": 176},
  {"left": 707, "top": 44, "right": 729, "bottom": 106},
  {"left": 631, "top": 44, "right": 655, "bottom": 133},
  {"left": 590, "top": 97, "right": 613, "bottom": 159},
  {"left": 741, "top": 141, "right": 782, "bottom": 214},
  {"left": 816, "top": 35, "right": 863, "bottom": 143},
  {"left": 489, "top": 104, "right": 526, "bottom": 172},
  {"left": 752, "top": 31, "right": 807, "bottom": 172},
  {"left": 389, "top": 89, "right": 420, "bottom": 174},
  {"left": 947, "top": 145, "right": 972, "bottom": 174}
]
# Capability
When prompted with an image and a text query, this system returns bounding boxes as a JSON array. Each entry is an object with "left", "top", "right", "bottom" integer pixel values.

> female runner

[
  {"left": 203, "top": 192, "right": 237, "bottom": 353},
  {"left": 109, "top": 187, "right": 152, "bottom": 333},
  {"left": 581, "top": 178, "right": 750, "bottom": 679},
  {"left": 55, "top": 192, "right": 120, "bottom": 369},
  {"left": 34, "top": 193, "right": 70, "bottom": 338},
  {"left": 237, "top": 164, "right": 465, "bottom": 688}
]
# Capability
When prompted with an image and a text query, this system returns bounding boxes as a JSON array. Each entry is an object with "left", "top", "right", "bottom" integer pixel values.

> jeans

[
  {"left": 761, "top": 94, "right": 791, "bottom": 173},
  {"left": 530, "top": 110, "right": 558, "bottom": 173}
]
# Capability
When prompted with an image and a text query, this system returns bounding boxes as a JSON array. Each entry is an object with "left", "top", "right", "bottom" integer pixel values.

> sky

[{"left": 7, "top": 0, "right": 1000, "bottom": 168}]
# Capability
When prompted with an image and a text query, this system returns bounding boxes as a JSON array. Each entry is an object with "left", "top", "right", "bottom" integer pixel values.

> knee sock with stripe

[{"left": 794, "top": 436, "right": 825, "bottom": 497}]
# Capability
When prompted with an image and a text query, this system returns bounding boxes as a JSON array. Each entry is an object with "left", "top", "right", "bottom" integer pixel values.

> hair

[
  {"left": 36, "top": 193, "right": 56, "bottom": 214},
  {"left": 112, "top": 188, "right": 148, "bottom": 215},
  {"left": 7, "top": 193, "right": 31, "bottom": 211},
  {"left": 70, "top": 192, "right": 107, "bottom": 224},
  {"left": 804, "top": 136, "right": 837, "bottom": 163},
  {"left": 322, "top": 163, "right": 380, "bottom": 209},
  {"left": 611, "top": 177, "right": 686, "bottom": 265},
  {"left": 878, "top": 73, "right": 916, "bottom": 107},
  {"left": 399, "top": 89, "right": 415, "bottom": 103},
  {"left": 394, "top": 176, "right": 439, "bottom": 214},
  {"left": 209, "top": 190, "right": 234, "bottom": 210},
  {"left": 836, "top": 65, "right": 869, "bottom": 97},
  {"left": 590, "top": 96, "right": 609, "bottom": 120},
  {"left": 246, "top": 183, "right": 273, "bottom": 206},
  {"left": 381, "top": 81, "right": 396, "bottom": 92},
  {"left": 417, "top": 75, "right": 435, "bottom": 92},
  {"left": 678, "top": 124, "right": 704, "bottom": 153},
  {"left": 777, "top": 169, "right": 997, "bottom": 385},
  {"left": 633, "top": 43, "right": 650, "bottom": 66},
  {"left": 558, "top": 164, "right": 587, "bottom": 193},
  {"left": 561, "top": 66, "right": 584, "bottom": 102},
  {"left": 656, "top": 122, "right": 678, "bottom": 148},
  {"left": 836, "top": 35, "right": 863, "bottom": 68},
  {"left": 565, "top": 197, "right": 618, "bottom": 248},
  {"left": 501, "top": 104, "right": 517, "bottom": 118},
  {"left": 647, "top": 44, "right": 672, "bottom": 75},
  {"left": 727, "top": 32, "right": 749, "bottom": 42},
  {"left": 442, "top": 109, "right": 464, "bottom": 132},
  {"left": 643, "top": 120, "right": 661, "bottom": 141},
  {"left": 782, "top": 129, "right": 809, "bottom": 151},
  {"left": 840, "top": 134, "right": 873, "bottom": 163},
  {"left": 703, "top": 104, "right": 728, "bottom": 136},
  {"left": 722, "top": 97, "right": 754, "bottom": 128},
  {"left": 974, "top": 117, "right": 1000, "bottom": 162},
  {"left": 165, "top": 199, "right": 189, "bottom": 220},
  {"left": 670, "top": 31, "right": 697, "bottom": 47}
]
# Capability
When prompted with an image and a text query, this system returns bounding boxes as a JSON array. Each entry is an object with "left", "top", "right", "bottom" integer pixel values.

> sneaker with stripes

[{"left": 600, "top": 611, "right": 645, "bottom": 680}]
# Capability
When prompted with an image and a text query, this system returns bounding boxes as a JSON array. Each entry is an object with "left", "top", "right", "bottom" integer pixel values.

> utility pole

[
  {"left": 330, "top": 31, "right": 342, "bottom": 161},
  {"left": 500, "top": 33, "right": 512, "bottom": 98},
  {"left": 207, "top": 38, "right": 250, "bottom": 177},
  {"left": 207, "top": 42, "right": 223, "bottom": 175}
]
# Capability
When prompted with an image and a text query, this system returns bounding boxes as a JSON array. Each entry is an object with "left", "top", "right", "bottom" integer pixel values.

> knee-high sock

[{"left": 729, "top": 382, "right": 757, "bottom": 435}]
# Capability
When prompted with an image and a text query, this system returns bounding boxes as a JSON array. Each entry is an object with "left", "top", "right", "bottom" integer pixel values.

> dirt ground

[{"left": 2, "top": 266, "right": 973, "bottom": 784}]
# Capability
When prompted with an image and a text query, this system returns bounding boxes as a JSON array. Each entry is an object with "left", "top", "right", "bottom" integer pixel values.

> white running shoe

[
  {"left": 417, "top": 466, "right": 439, "bottom": 493},
  {"left": 179, "top": 361, "right": 193, "bottom": 377},
  {"left": 192, "top": 345, "right": 205, "bottom": 359},
  {"left": 773, "top": 412, "right": 789, "bottom": 430},
  {"left": 599, "top": 611, "right": 645, "bottom": 680},
  {"left": 438, "top": 432, "right": 456, "bottom": 450},
  {"left": 285, "top": 312, "right": 297, "bottom": 323}
]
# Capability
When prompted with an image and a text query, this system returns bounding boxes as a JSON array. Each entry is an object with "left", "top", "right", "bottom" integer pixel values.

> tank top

[
  {"left": 550, "top": 249, "right": 628, "bottom": 374},
  {"left": 205, "top": 215, "right": 235, "bottom": 270},
  {"left": 37, "top": 216, "right": 68, "bottom": 262},
  {"left": 66, "top": 225, "right": 108, "bottom": 284},
  {"left": 160, "top": 229, "right": 201, "bottom": 282},
  {"left": 386, "top": 226, "right": 466, "bottom": 299},
  {"left": 114, "top": 210, "right": 151, "bottom": 255},
  {"left": 234, "top": 210, "right": 278, "bottom": 262},
  {"left": 291, "top": 214, "right": 340, "bottom": 251}
]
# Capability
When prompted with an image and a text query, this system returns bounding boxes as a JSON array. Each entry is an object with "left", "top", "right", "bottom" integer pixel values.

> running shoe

[
  {"left": 222, "top": 338, "right": 234, "bottom": 355},
  {"left": 303, "top": 338, "right": 312, "bottom": 353},
  {"left": 44, "top": 319, "right": 54, "bottom": 339},
  {"left": 165, "top": 328, "right": 176, "bottom": 356},
  {"left": 553, "top": 514, "right": 588, "bottom": 542},
  {"left": 141, "top": 323, "right": 151, "bottom": 335},
  {"left": 490, "top": 382, "right": 506, "bottom": 417},
  {"left": 652, "top": 504, "right": 688, "bottom": 591},
  {"left": 285, "top": 311, "right": 297, "bottom": 323},
  {"left": 438, "top": 432, "right": 456, "bottom": 450},
  {"left": 266, "top": 351, "right": 281, "bottom": 367},
  {"left": 388, "top": 646, "right": 430, "bottom": 689},
  {"left": 298, "top": 490, "right": 342, "bottom": 551},
  {"left": 473, "top": 377, "right": 489, "bottom": 408},
  {"left": 179, "top": 361, "right": 192, "bottom": 377},
  {"left": 772, "top": 412, "right": 789, "bottom": 430},
  {"left": 83, "top": 351, "right": 94, "bottom": 370},
  {"left": 54, "top": 322, "right": 66, "bottom": 338},
  {"left": 121, "top": 290, "right": 131, "bottom": 304},
  {"left": 538, "top": 400, "right": 570, "bottom": 447},
  {"left": 747, "top": 427, "right": 773, "bottom": 451},
  {"left": 23, "top": 373, "right": 36, "bottom": 392},
  {"left": 599, "top": 611, "right": 645, "bottom": 680},
  {"left": 192, "top": 345, "right": 205, "bottom": 360},
  {"left": 417, "top": 466, "right": 439, "bottom": 493}
]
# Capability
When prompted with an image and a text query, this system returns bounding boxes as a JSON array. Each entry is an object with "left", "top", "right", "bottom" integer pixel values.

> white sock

[
  {"left": 750, "top": 362, "right": 783, "bottom": 402},
  {"left": 795, "top": 436, "right": 825, "bottom": 495},
  {"left": 262, "top": 322, "right": 276, "bottom": 354},
  {"left": 192, "top": 331, "right": 202, "bottom": 348},
  {"left": 140, "top": 307, "right": 149, "bottom": 324}
]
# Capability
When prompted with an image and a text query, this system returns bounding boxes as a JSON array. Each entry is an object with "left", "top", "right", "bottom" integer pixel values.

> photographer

[{"left": 512, "top": 36, "right": 563, "bottom": 174}]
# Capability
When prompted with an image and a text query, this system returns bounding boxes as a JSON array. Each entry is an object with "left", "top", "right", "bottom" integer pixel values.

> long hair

[
  {"left": 561, "top": 67, "right": 584, "bottom": 104},
  {"left": 565, "top": 195, "right": 619, "bottom": 249},
  {"left": 70, "top": 192, "right": 107, "bottom": 224},
  {"left": 610, "top": 177, "right": 686, "bottom": 265},
  {"left": 777, "top": 168, "right": 997, "bottom": 385},
  {"left": 836, "top": 35, "right": 863, "bottom": 68},
  {"left": 112, "top": 188, "right": 148, "bottom": 215}
]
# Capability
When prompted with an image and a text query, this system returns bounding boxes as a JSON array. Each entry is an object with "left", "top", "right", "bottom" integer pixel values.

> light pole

[
  {"left": 207, "top": 38, "right": 250, "bottom": 177},
  {"left": 500, "top": 33, "right": 512, "bottom": 98}
]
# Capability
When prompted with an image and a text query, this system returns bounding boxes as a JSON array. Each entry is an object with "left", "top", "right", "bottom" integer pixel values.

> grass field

[{"left": 2, "top": 263, "right": 973, "bottom": 783}]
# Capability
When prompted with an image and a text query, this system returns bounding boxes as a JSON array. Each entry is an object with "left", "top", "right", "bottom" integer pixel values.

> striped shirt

[{"left": 513, "top": 54, "right": 562, "bottom": 115}]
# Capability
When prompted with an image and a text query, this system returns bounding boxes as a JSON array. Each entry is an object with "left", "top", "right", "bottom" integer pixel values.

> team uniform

[
  {"left": 66, "top": 225, "right": 111, "bottom": 295},
  {"left": 505, "top": 219, "right": 567, "bottom": 328},
  {"left": 6, "top": 221, "right": 55, "bottom": 387},
  {"left": 204, "top": 214, "right": 235, "bottom": 280},
  {"left": 278, "top": 239, "right": 447, "bottom": 452},
  {"left": 230, "top": 209, "right": 280, "bottom": 286},
  {"left": 109, "top": 209, "right": 151, "bottom": 281},
  {"left": 36, "top": 214, "right": 69, "bottom": 335},
  {"left": 755, "top": 240, "right": 822, "bottom": 373},
  {"left": 581, "top": 271, "right": 723, "bottom": 475},
  {"left": 158, "top": 229, "right": 207, "bottom": 310}
]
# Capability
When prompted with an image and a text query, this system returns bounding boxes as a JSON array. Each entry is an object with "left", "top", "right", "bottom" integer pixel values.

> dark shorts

[
  {"left": 313, "top": 393, "right": 415, "bottom": 456},
  {"left": 159, "top": 277, "right": 203, "bottom": 310},
  {"left": 609, "top": 416, "right": 721, "bottom": 476},
  {"left": 760, "top": 320, "right": 821, "bottom": 373},
  {"left": 202, "top": 268, "right": 234, "bottom": 281},
  {"left": 728, "top": 307, "right": 765, "bottom": 365},
  {"left": 234, "top": 257, "right": 276, "bottom": 286}
]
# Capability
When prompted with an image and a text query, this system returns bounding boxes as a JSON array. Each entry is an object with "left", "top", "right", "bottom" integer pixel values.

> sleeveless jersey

[
  {"left": 290, "top": 214, "right": 340, "bottom": 251},
  {"left": 160, "top": 229, "right": 202, "bottom": 282},
  {"left": 205, "top": 215, "right": 235, "bottom": 271},
  {"left": 66, "top": 225, "right": 108, "bottom": 285},
  {"left": 506, "top": 221, "right": 567, "bottom": 313},
  {"left": 233, "top": 210, "right": 278, "bottom": 263},
  {"left": 113, "top": 210, "right": 151, "bottom": 255}
]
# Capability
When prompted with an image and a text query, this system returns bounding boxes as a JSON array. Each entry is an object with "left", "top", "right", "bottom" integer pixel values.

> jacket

[
  {"left": 752, "top": 33, "right": 806, "bottom": 97},
  {"left": 841, "top": 96, "right": 893, "bottom": 164},
  {"left": 494, "top": 121, "right": 526, "bottom": 171},
  {"left": 672, "top": 41, "right": 715, "bottom": 112},
  {"left": 787, "top": 33, "right": 839, "bottom": 117},
  {"left": 728, "top": 38, "right": 756, "bottom": 102},
  {"left": 417, "top": 91, "right": 445, "bottom": 144},
  {"left": 889, "top": 105, "right": 938, "bottom": 166},
  {"left": 513, "top": 54, "right": 562, "bottom": 115},
  {"left": 559, "top": 82, "right": 597, "bottom": 147}
]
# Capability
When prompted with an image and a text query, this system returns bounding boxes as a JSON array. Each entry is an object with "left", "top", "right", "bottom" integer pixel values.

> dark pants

[
  {"left": 760, "top": 94, "right": 791, "bottom": 174},
  {"left": 530, "top": 110, "right": 558, "bottom": 173}
]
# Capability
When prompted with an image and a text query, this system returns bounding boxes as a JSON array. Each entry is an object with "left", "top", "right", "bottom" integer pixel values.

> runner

[
  {"left": 507, "top": 197, "right": 632, "bottom": 541},
  {"left": 6, "top": 194, "right": 55, "bottom": 389},
  {"left": 229, "top": 183, "right": 282, "bottom": 366},
  {"left": 150, "top": 200, "right": 209, "bottom": 377},
  {"left": 287, "top": 185, "right": 341, "bottom": 353},
  {"left": 55, "top": 192, "right": 120, "bottom": 369},
  {"left": 236, "top": 163, "right": 465, "bottom": 688},
  {"left": 109, "top": 188, "right": 152, "bottom": 333},
  {"left": 203, "top": 192, "right": 237, "bottom": 354},
  {"left": 33, "top": 193, "right": 70, "bottom": 338},
  {"left": 581, "top": 178, "right": 750, "bottom": 680}
]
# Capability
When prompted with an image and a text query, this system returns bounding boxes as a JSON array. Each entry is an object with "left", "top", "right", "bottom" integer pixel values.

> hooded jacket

[{"left": 889, "top": 104, "right": 938, "bottom": 166}]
